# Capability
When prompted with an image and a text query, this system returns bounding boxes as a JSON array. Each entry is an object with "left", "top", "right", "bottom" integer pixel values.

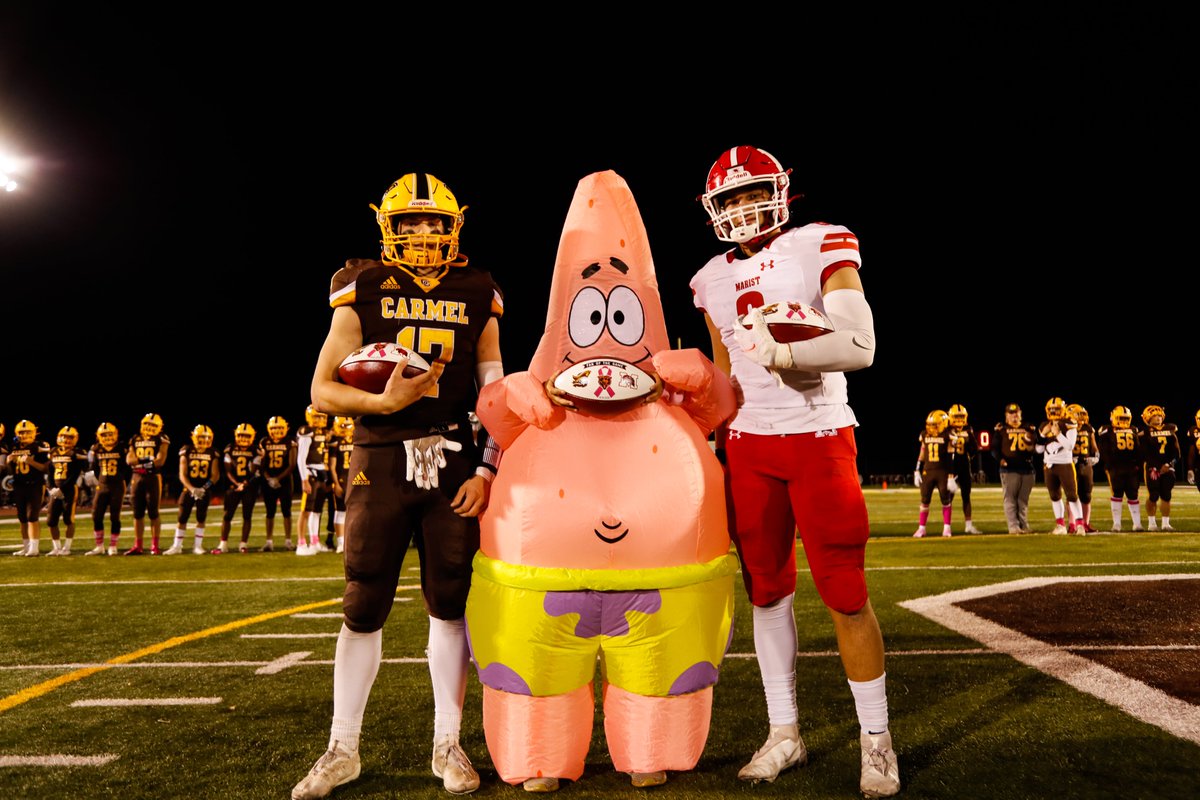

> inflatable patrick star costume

[{"left": 465, "top": 170, "right": 738, "bottom": 790}]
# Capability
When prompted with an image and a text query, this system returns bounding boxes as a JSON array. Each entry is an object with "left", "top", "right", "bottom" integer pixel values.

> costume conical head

[{"left": 528, "top": 170, "right": 671, "bottom": 382}]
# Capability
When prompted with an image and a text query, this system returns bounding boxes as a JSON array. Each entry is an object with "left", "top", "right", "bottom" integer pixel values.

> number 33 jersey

[{"left": 690, "top": 223, "right": 862, "bottom": 434}]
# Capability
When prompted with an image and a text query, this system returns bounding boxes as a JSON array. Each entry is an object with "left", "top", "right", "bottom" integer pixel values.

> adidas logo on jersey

[
  {"left": 380, "top": 275, "right": 402, "bottom": 290},
  {"left": 352, "top": 471, "right": 370, "bottom": 486}
]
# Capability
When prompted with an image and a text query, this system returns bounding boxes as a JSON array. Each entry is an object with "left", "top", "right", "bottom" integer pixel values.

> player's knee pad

[
  {"left": 812, "top": 568, "right": 868, "bottom": 616},
  {"left": 342, "top": 580, "right": 390, "bottom": 633}
]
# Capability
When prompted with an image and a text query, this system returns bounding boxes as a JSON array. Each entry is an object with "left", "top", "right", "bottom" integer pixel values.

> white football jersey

[{"left": 691, "top": 223, "right": 862, "bottom": 435}]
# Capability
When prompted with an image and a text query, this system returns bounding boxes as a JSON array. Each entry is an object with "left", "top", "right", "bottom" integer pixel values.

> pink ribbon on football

[{"left": 594, "top": 366, "right": 616, "bottom": 398}]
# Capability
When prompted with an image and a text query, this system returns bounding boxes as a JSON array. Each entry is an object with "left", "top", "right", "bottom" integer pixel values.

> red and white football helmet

[{"left": 700, "top": 145, "right": 792, "bottom": 243}]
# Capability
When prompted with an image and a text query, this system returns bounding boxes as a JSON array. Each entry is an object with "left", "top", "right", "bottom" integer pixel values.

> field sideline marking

[
  {"left": 71, "top": 697, "right": 222, "bottom": 707},
  {"left": 0, "top": 754, "right": 118, "bottom": 767},
  {"left": 900, "top": 573, "right": 1200, "bottom": 745},
  {"left": 0, "top": 597, "right": 340, "bottom": 715}
]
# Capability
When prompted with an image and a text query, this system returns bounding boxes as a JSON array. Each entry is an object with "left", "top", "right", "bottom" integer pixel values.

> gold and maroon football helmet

[
  {"left": 97, "top": 422, "right": 119, "bottom": 448},
  {"left": 948, "top": 404, "right": 968, "bottom": 429},
  {"left": 926, "top": 409, "right": 950, "bottom": 436},
  {"left": 332, "top": 416, "right": 354, "bottom": 440},
  {"left": 234, "top": 423, "right": 256, "bottom": 447},
  {"left": 15, "top": 420, "right": 37, "bottom": 445},
  {"left": 304, "top": 405, "right": 328, "bottom": 430},
  {"left": 1110, "top": 406, "right": 1133, "bottom": 429},
  {"left": 140, "top": 413, "right": 163, "bottom": 438},
  {"left": 1142, "top": 404, "right": 1165, "bottom": 429},
  {"left": 1045, "top": 397, "right": 1067, "bottom": 421},
  {"left": 267, "top": 416, "right": 289, "bottom": 441},
  {"left": 372, "top": 173, "right": 465, "bottom": 271},
  {"left": 190, "top": 424, "right": 213, "bottom": 450},
  {"left": 1066, "top": 404, "right": 1089, "bottom": 425},
  {"left": 57, "top": 426, "right": 79, "bottom": 448}
]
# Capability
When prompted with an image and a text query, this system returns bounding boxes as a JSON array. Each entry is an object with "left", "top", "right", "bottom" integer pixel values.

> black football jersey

[
  {"left": 89, "top": 442, "right": 127, "bottom": 486},
  {"left": 326, "top": 437, "right": 353, "bottom": 485},
  {"left": 1096, "top": 426, "right": 1143, "bottom": 467},
  {"left": 257, "top": 436, "right": 295, "bottom": 479},
  {"left": 1073, "top": 423, "right": 1098, "bottom": 461},
  {"left": 8, "top": 440, "right": 51, "bottom": 486},
  {"left": 223, "top": 443, "right": 257, "bottom": 483},
  {"left": 179, "top": 443, "right": 219, "bottom": 484},
  {"left": 49, "top": 446, "right": 88, "bottom": 488},
  {"left": 1139, "top": 423, "right": 1180, "bottom": 468},
  {"left": 129, "top": 434, "right": 170, "bottom": 473},
  {"left": 330, "top": 258, "right": 503, "bottom": 445},
  {"left": 918, "top": 431, "right": 953, "bottom": 469}
]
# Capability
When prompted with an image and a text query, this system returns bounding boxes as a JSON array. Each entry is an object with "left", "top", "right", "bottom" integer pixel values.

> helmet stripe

[{"left": 415, "top": 173, "right": 431, "bottom": 202}]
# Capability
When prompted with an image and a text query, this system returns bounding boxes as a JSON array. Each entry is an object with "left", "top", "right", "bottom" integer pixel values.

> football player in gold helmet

[
  {"left": 296, "top": 404, "right": 332, "bottom": 556},
  {"left": 326, "top": 416, "right": 355, "bottom": 554},
  {"left": 86, "top": 422, "right": 126, "bottom": 555},
  {"left": 1096, "top": 406, "right": 1144, "bottom": 531},
  {"left": 945, "top": 404, "right": 981, "bottom": 534},
  {"left": 125, "top": 413, "right": 171, "bottom": 554},
  {"left": 46, "top": 426, "right": 88, "bottom": 555},
  {"left": 1186, "top": 409, "right": 1200, "bottom": 489},
  {"left": 1066, "top": 405, "right": 1100, "bottom": 532},
  {"left": 1138, "top": 405, "right": 1180, "bottom": 531},
  {"left": 1036, "top": 397, "right": 1083, "bottom": 534},
  {"left": 166, "top": 425, "right": 221, "bottom": 555},
  {"left": 258, "top": 416, "right": 296, "bottom": 551},
  {"left": 217, "top": 423, "right": 260, "bottom": 554},
  {"left": 295, "top": 171, "right": 503, "bottom": 799},
  {"left": 7, "top": 420, "right": 51, "bottom": 555},
  {"left": 914, "top": 411, "right": 955, "bottom": 538}
]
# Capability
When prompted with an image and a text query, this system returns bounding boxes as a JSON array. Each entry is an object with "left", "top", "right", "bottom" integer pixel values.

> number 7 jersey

[{"left": 690, "top": 223, "right": 862, "bottom": 434}]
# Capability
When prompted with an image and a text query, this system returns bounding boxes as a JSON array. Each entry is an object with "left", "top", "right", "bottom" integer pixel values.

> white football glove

[
  {"left": 83, "top": 470, "right": 98, "bottom": 488},
  {"left": 946, "top": 475, "right": 959, "bottom": 494},
  {"left": 48, "top": 487, "right": 64, "bottom": 501},
  {"left": 191, "top": 487, "right": 206, "bottom": 499},
  {"left": 913, "top": 470, "right": 922, "bottom": 488},
  {"left": 733, "top": 307, "right": 795, "bottom": 370},
  {"left": 403, "top": 435, "right": 463, "bottom": 490},
  {"left": 1189, "top": 470, "right": 1195, "bottom": 485},
  {"left": 1087, "top": 455, "right": 1100, "bottom": 467},
  {"left": 266, "top": 476, "right": 281, "bottom": 489}
]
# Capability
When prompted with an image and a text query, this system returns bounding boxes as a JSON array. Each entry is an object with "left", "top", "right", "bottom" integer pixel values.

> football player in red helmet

[{"left": 691, "top": 146, "right": 896, "bottom": 797}]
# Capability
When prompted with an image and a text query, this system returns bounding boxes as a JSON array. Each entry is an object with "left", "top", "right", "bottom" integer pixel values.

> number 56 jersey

[{"left": 690, "top": 223, "right": 862, "bottom": 434}]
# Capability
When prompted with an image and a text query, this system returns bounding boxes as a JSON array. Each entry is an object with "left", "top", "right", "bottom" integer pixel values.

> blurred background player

[
  {"left": 0, "top": 424, "right": 7, "bottom": 509},
  {"left": 1186, "top": 409, "right": 1200, "bottom": 491},
  {"left": 945, "top": 403, "right": 981, "bottom": 534},
  {"left": 85, "top": 422, "right": 125, "bottom": 555},
  {"left": 166, "top": 425, "right": 222, "bottom": 554},
  {"left": 1035, "top": 397, "right": 1083, "bottom": 535},
  {"left": 1138, "top": 405, "right": 1180, "bottom": 532},
  {"left": 218, "top": 423, "right": 260, "bottom": 553},
  {"left": 913, "top": 410, "right": 955, "bottom": 538},
  {"left": 992, "top": 403, "right": 1037, "bottom": 534},
  {"left": 7, "top": 420, "right": 51, "bottom": 556},
  {"left": 258, "top": 415, "right": 297, "bottom": 551},
  {"left": 296, "top": 404, "right": 332, "bottom": 555},
  {"left": 1067, "top": 404, "right": 1100, "bottom": 532},
  {"left": 46, "top": 426, "right": 88, "bottom": 555},
  {"left": 125, "top": 412, "right": 170, "bottom": 554},
  {"left": 326, "top": 416, "right": 354, "bottom": 554},
  {"left": 693, "top": 146, "right": 898, "bottom": 797},
  {"left": 1096, "top": 406, "right": 1144, "bottom": 532}
]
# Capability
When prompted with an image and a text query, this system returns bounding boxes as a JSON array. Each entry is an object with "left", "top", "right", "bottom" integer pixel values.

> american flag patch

[{"left": 820, "top": 232, "right": 859, "bottom": 253}]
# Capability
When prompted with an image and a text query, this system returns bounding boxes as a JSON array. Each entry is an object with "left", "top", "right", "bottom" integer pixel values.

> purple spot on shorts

[
  {"left": 476, "top": 662, "right": 532, "bottom": 695},
  {"left": 669, "top": 662, "right": 719, "bottom": 695},
  {"left": 544, "top": 590, "right": 663, "bottom": 638}
]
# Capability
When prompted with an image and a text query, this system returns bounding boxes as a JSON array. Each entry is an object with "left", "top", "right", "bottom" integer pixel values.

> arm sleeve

[
  {"left": 296, "top": 434, "right": 311, "bottom": 473},
  {"left": 785, "top": 288, "right": 875, "bottom": 372},
  {"left": 475, "top": 360, "right": 504, "bottom": 481}
]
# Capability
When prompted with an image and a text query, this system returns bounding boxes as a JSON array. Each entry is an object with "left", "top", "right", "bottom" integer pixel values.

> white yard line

[
  {"left": 900, "top": 573, "right": 1200, "bottom": 745},
  {"left": 256, "top": 651, "right": 312, "bottom": 675},
  {"left": 0, "top": 754, "right": 119, "bottom": 767},
  {"left": 71, "top": 697, "right": 222, "bottom": 707}
]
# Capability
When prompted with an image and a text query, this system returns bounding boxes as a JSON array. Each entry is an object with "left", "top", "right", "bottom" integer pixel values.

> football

[
  {"left": 552, "top": 358, "right": 655, "bottom": 413},
  {"left": 337, "top": 342, "right": 431, "bottom": 394},
  {"left": 756, "top": 301, "right": 834, "bottom": 343}
]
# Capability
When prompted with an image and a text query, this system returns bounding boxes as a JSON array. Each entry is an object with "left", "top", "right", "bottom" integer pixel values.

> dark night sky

[{"left": 2, "top": 13, "right": 1197, "bottom": 477}]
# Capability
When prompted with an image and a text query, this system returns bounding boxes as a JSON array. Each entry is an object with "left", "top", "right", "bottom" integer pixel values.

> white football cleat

[
  {"left": 296, "top": 544, "right": 315, "bottom": 556},
  {"left": 193, "top": 545, "right": 207, "bottom": 555},
  {"left": 164, "top": 543, "right": 184, "bottom": 555},
  {"left": 912, "top": 528, "right": 925, "bottom": 539},
  {"left": 432, "top": 735, "right": 480, "bottom": 794},
  {"left": 964, "top": 522, "right": 982, "bottom": 534},
  {"left": 291, "top": 740, "right": 361, "bottom": 800},
  {"left": 23, "top": 542, "right": 41, "bottom": 557},
  {"left": 738, "top": 723, "right": 807, "bottom": 783},
  {"left": 84, "top": 545, "right": 106, "bottom": 556},
  {"left": 284, "top": 538, "right": 296, "bottom": 551},
  {"left": 261, "top": 539, "right": 274, "bottom": 553},
  {"left": 1051, "top": 523, "right": 1067, "bottom": 535},
  {"left": 1162, "top": 523, "right": 1176, "bottom": 532},
  {"left": 106, "top": 546, "right": 118, "bottom": 556},
  {"left": 48, "top": 543, "right": 62, "bottom": 556},
  {"left": 860, "top": 730, "right": 901, "bottom": 798}
]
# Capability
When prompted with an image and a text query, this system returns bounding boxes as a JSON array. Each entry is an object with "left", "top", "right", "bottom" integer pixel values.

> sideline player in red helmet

[{"left": 690, "top": 145, "right": 897, "bottom": 797}]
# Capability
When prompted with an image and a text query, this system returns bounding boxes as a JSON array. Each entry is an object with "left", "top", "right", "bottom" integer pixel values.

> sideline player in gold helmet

[
  {"left": 125, "top": 413, "right": 171, "bottom": 554},
  {"left": 1096, "top": 406, "right": 1144, "bottom": 531},
  {"left": 216, "top": 423, "right": 260, "bottom": 553},
  {"left": 165, "top": 425, "right": 221, "bottom": 555},
  {"left": 8, "top": 420, "right": 51, "bottom": 555},
  {"left": 296, "top": 404, "right": 332, "bottom": 555},
  {"left": 258, "top": 416, "right": 296, "bottom": 551},
  {"left": 46, "top": 426, "right": 88, "bottom": 555},
  {"left": 1066, "top": 404, "right": 1100, "bottom": 532},
  {"left": 1036, "top": 396, "right": 1082, "bottom": 534},
  {"left": 86, "top": 422, "right": 126, "bottom": 555},
  {"left": 1138, "top": 405, "right": 1180, "bottom": 531},
  {"left": 1186, "top": 409, "right": 1200, "bottom": 489},
  {"left": 914, "top": 411, "right": 955, "bottom": 538},
  {"left": 945, "top": 404, "right": 981, "bottom": 534},
  {"left": 326, "top": 416, "right": 355, "bottom": 554}
]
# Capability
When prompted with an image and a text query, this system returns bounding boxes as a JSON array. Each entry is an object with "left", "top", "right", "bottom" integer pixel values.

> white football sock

[
  {"left": 1111, "top": 499, "right": 1123, "bottom": 528},
  {"left": 1068, "top": 500, "right": 1083, "bottom": 522},
  {"left": 1130, "top": 502, "right": 1142, "bottom": 527},
  {"left": 427, "top": 616, "right": 469, "bottom": 740},
  {"left": 329, "top": 624, "right": 382, "bottom": 752},
  {"left": 848, "top": 673, "right": 890, "bottom": 734},
  {"left": 1051, "top": 499, "right": 1064, "bottom": 520},
  {"left": 753, "top": 594, "right": 798, "bottom": 726}
]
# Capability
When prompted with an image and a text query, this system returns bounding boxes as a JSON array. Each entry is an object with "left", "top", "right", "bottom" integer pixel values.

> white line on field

[
  {"left": 0, "top": 754, "right": 119, "bottom": 767},
  {"left": 71, "top": 697, "right": 222, "bottom": 707},
  {"left": 899, "top": 573, "right": 1200, "bottom": 745},
  {"left": 291, "top": 613, "right": 342, "bottom": 618},
  {"left": 256, "top": 652, "right": 312, "bottom": 675}
]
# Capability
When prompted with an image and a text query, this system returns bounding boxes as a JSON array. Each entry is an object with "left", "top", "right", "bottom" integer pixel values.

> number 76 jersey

[{"left": 690, "top": 223, "right": 862, "bottom": 419}]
